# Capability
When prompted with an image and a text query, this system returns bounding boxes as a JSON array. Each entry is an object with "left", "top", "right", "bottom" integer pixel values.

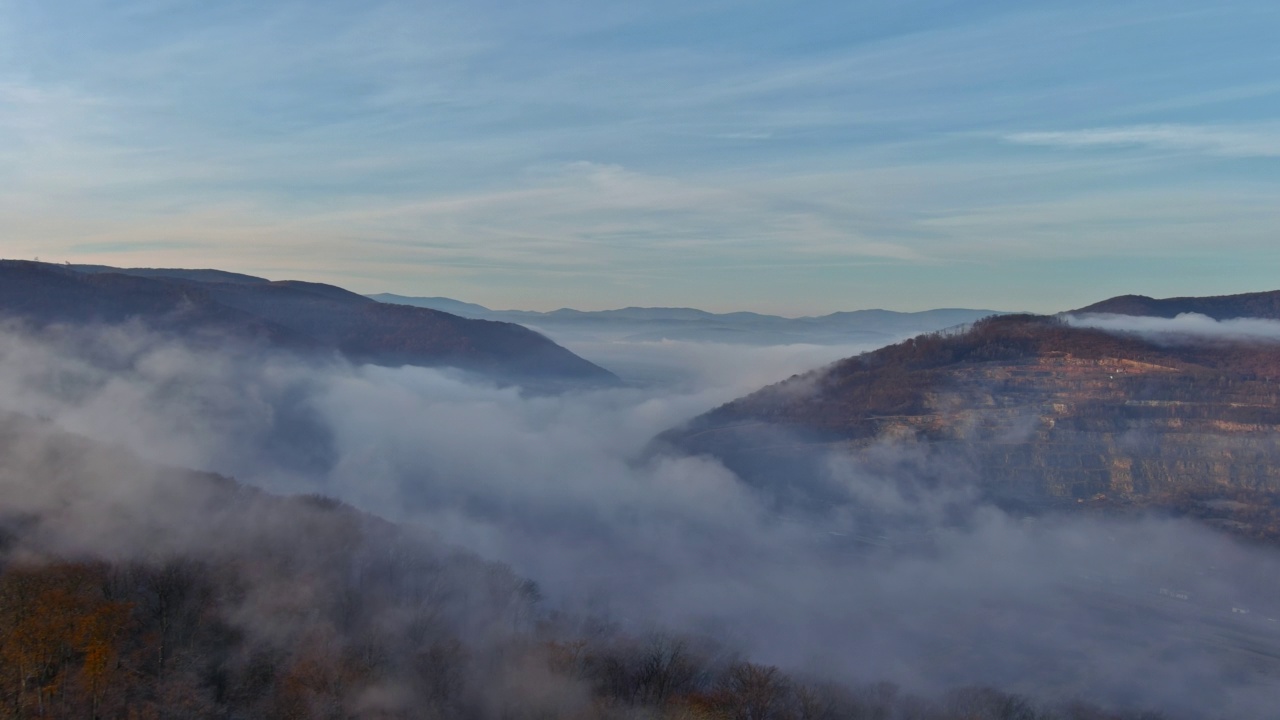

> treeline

[
  {"left": 0, "top": 557, "right": 1179, "bottom": 720},
  {"left": 0, "top": 554, "right": 529, "bottom": 720},
  {"left": 542, "top": 633, "right": 1170, "bottom": 720}
]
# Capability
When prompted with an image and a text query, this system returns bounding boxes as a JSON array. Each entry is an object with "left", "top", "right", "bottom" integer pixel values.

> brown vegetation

[
  {"left": 669, "top": 315, "right": 1280, "bottom": 541},
  {"left": 0, "top": 412, "right": 1179, "bottom": 720},
  {"left": 0, "top": 561, "right": 1172, "bottom": 720}
]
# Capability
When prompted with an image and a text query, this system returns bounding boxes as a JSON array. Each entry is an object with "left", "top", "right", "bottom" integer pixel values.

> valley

[{"left": 3, "top": 275, "right": 1280, "bottom": 717}]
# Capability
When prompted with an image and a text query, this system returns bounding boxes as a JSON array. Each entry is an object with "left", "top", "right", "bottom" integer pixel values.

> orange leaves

[
  {"left": 77, "top": 600, "right": 133, "bottom": 694},
  {"left": 0, "top": 561, "right": 134, "bottom": 716}
]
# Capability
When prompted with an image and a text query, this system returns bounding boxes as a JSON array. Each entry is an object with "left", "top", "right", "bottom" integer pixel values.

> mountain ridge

[
  {"left": 369, "top": 293, "right": 1005, "bottom": 346},
  {"left": 1073, "top": 289, "right": 1280, "bottom": 320},
  {"left": 660, "top": 298, "right": 1280, "bottom": 541},
  {"left": 0, "top": 261, "right": 617, "bottom": 386}
]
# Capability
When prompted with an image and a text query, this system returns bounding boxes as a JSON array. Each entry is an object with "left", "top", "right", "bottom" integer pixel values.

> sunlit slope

[{"left": 662, "top": 313, "right": 1280, "bottom": 539}]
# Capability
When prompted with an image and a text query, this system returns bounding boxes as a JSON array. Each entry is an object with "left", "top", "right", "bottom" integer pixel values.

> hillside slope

[
  {"left": 0, "top": 412, "right": 1202, "bottom": 719},
  {"left": 0, "top": 261, "right": 617, "bottom": 386},
  {"left": 661, "top": 313, "right": 1280, "bottom": 539},
  {"left": 0, "top": 411, "right": 546, "bottom": 718},
  {"left": 1074, "top": 290, "right": 1280, "bottom": 320}
]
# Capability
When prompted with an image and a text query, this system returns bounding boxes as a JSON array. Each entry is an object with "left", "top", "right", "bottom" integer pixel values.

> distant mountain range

[
  {"left": 369, "top": 293, "right": 1004, "bottom": 346},
  {"left": 659, "top": 292, "right": 1280, "bottom": 542},
  {"left": 0, "top": 261, "right": 617, "bottom": 386}
]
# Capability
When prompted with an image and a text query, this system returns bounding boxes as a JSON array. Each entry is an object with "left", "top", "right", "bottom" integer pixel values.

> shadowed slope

[
  {"left": 0, "top": 261, "right": 617, "bottom": 386},
  {"left": 1075, "top": 290, "right": 1280, "bottom": 320}
]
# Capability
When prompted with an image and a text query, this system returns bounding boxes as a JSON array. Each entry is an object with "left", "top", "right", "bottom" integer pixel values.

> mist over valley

[
  {"left": 5, "top": 1, "right": 1278, "bottom": 715},
  {"left": 1, "top": 266, "right": 1279, "bottom": 718}
]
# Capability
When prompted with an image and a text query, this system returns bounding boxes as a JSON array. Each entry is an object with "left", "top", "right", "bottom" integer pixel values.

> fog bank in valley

[{"left": 2, "top": 320, "right": 1279, "bottom": 718}]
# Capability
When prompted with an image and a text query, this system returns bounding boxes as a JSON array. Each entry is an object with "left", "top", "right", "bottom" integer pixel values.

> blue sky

[{"left": 1, "top": 0, "right": 1278, "bottom": 314}]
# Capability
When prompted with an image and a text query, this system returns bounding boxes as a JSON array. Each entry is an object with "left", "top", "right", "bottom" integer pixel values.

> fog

[
  {"left": 1065, "top": 312, "right": 1280, "bottom": 344},
  {"left": 2, "top": 319, "right": 1280, "bottom": 717},
  {"left": 556, "top": 336, "right": 860, "bottom": 390}
]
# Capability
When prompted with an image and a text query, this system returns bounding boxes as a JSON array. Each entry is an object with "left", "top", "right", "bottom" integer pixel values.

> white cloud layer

[{"left": 1065, "top": 312, "right": 1280, "bottom": 343}]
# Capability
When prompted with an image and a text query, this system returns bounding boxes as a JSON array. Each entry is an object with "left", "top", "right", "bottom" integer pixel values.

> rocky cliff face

[{"left": 662, "top": 314, "right": 1280, "bottom": 539}]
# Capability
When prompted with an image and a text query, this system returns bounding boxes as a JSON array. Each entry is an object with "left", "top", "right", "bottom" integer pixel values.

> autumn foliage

[{"left": 0, "top": 557, "right": 1175, "bottom": 720}]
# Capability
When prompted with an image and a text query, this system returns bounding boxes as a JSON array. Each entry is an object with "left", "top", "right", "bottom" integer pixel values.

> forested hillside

[
  {"left": 663, "top": 314, "right": 1280, "bottom": 540},
  {"left": 1075, "top": 290, "right": 1280, "bottom": 320},
  {"left": 0, "top": 413, "right": 1171, "bottom": 720},
  {"left": 0, "top": 261, "right": 617, "bottom": 387}
]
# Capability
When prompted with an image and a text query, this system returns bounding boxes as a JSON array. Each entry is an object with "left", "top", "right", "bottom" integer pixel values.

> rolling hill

[
  {"left": 0, "top": 261, "right": 617, "bottom": 386},
  {"left": 369, "top": 293, "right": 1002, "bottom": 346},
  {"left": 1073, "top": 289, "right": 1280, "bottom": 320}
]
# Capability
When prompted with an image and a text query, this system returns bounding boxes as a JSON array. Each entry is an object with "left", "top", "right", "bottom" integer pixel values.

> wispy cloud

[
  {"left": 2, "top": 0, "right": 1279, "bottom": 312},
  {"left": 1005, "top": 124, "right": 1280, "bottom": 158}
]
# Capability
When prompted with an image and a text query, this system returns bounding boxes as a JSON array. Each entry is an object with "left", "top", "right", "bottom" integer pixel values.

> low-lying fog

[{"left": 2, "top": 320, "right": 1279, "bottom": 718}]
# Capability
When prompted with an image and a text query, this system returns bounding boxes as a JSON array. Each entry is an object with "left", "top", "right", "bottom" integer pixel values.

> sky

[{"left": 1, "top": 0, "right": 1278, "bottom": 315}]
